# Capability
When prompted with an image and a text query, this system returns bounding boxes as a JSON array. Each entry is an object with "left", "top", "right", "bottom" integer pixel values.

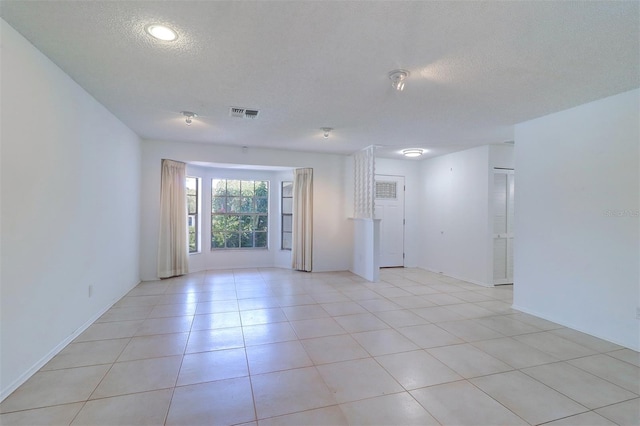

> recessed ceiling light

[
  {"left": 402, "top": 148, "right": 424, "bottom": 158},
  {"left": 145, "top": 24, "right": 178, "bottom": 41}
]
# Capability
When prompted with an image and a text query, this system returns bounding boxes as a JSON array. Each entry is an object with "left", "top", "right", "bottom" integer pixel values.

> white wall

[
  {"left": 0, "top": 20, "right": 142, "bottom": 399},
  {"left": 350, "top": 219, "right": 380, "bottom": 281},
  {"left": 418, "top": 146, "right": 491, "bottom": 285},
  {"left": 375, "top": 158, "right": 421, "bottom": 267},
  {"left": 417, "top": 145, "right": 514, "bottom": 286},
  {"left": 489, "top": 144, "right": 515, "bottom": 170},
  {"left": 514, "top": 88, "right": 639, "bottom": 350},
  {"left": 140, "top": 140, "right": 351, "bottom": 280}
]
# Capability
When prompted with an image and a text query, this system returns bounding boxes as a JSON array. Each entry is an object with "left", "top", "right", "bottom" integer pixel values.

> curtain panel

[
  {"left": 292, "top": 168, "right": 313, "bottom": 272},
  {"left": 157, "top": 159, "right": 189, "bottom": 278}
]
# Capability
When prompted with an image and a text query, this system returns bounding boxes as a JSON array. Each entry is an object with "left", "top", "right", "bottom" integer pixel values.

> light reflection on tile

[{"left": 3, "top": 268, "right": 635, "bottom": 426}]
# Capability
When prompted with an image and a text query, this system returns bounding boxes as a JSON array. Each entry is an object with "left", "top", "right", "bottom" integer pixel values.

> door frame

[
  {"left": 492, "top": 168, "right": 514, "bottom": 285},
  {"left": 375, "top": 174, "right": 406, "bottom": 268}
]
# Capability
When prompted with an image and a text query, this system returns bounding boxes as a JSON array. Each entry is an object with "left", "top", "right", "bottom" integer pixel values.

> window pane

[
  {"left": 211, "top": 216, "right": 222, "bottom": 232},
  {"left": 255, "top": 181, "right": 269, "bottom": 197},
  {"left": 212, "top": 233, "right": 225, "bottom": 248},
  {"left": 282, "top": 214, "right": 292, "bottom": 232},
  {"left": 212, "top": 196, "right": 226, "bottom": 213},
  {"left": 186, "top": 177, "right": 197, "bottom": 192},
  {"left": 187, "top": 177, "right": 199, "bottom": 253},
  {"left": 189, "top": 229, "right": 197, "bottom": 252},
  {"left": 256, "top": 198, "right": 268, "bottom": 213},
  {"left": 228, "top": 215, "right": 240, "bottom": 231},
  {"left": 225, "top": 233, "right": 240, "bottom": 248},
  {"left": 282, "top": 181, "right": 293, "bottom": 197},
  {"left": 282, "top": 232, "right": 292, "bottom": 250},
  {"left": 282, "top": 198, "right": 293, "bottom": 214},
  {"left": 212, "top": 179, "right": 227, "bottom": 197},
  {"left": 212, "top": 215, "right": 239, "bottom": 232},
  {"left": 240, "top": 215, "right": 254, "bottom": 231},
  {"left": 255, "top": 232, "right": 267, "bottom": 248},
  {"left": 241, "top": 181, "right": 254, "bottom": 196},
  {"left": 227, "top": 197, "right": 241, "bottom": 213},
  {"left": 186, "top": 177, "right": 198, "bottom": 215},
  {"left": 240, "top": 232, "right": 254, "bottom": 247},
  {"left": 281, "top": 181, "right": 293, "bottom": 251},
  {"left": 227, "top": 180, "right": 241, "bottom": 196},
  {"left": 257, "top": 215, "right": 268, "bottom": 231},
  {"left": 187, "top": 196, "right": 196, "bottom": 215},
  {"left": 240, "top": 197, "right": 254, "bottom": 212}
]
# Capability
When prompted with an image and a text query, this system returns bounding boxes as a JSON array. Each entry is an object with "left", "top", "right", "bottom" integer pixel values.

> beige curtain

[
  {"left": 157, "top": 159, "right": 189, "bottom": 278},
  {"left": 292, "top": 168, "right": 313, "bottom": 272}
]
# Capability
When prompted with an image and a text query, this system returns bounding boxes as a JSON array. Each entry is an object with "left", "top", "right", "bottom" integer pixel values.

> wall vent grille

[
  {"left": 229, "top": 107, "right": 260, "bottom": 119},
  {"left": 376, "top": 181, "right": 397, "bottom": 199}
]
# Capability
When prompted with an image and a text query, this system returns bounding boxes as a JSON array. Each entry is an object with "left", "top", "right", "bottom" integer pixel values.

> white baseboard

[
  {"left": 511, "top": 304, "right": 639, "bottom": 352},
  {"left": 0, "top": 281, "right": 140, "bottom": 402}
]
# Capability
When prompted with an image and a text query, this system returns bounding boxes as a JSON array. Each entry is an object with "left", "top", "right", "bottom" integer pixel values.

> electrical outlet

[{"left": 88, "top": 285, "right": 93, "bottom": 298}]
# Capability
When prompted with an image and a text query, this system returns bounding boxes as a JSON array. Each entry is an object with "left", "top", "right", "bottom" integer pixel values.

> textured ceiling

[{"left": 1, "top": 1, "right": 638, "bottom": 159}]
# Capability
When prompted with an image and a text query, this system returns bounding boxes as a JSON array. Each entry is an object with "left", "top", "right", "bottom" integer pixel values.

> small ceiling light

[
  {"left": 321, "top": 127, "right": 333, "bottom": 139},
  {"left": 145, "top": 24, "right": 178, "bottom": 41},
  {"left": 181, "top": 111, "right": 197, "bottom": 125},
  {"left": 389, "top": 69, "right": 410, "bottom": 91},
  {"left": 402, "top": 148, "right": 424, "bottom": 158}
]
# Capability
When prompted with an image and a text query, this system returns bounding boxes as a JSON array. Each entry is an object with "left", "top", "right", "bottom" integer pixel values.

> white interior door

[
  {"left": 493, "top": 169, "right": 514, "bottom": 285},
  {"left": 375, "top": 175, "right": 405, "bottom": 267}
]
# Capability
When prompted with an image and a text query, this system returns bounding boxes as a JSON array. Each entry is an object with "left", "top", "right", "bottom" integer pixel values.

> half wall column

[{"left": 350, "top": 146, "right": 380, "bottom": 281}]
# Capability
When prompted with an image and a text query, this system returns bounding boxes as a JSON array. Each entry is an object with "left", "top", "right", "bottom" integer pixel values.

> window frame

[
  {"left": 186, "top": 176, "right": 200, "bottom": 254},
  {"left": 211, "top": 179, "right": 269, "bottom": 250},
  {"left": 281, "top": 181, "right": 293, "bottom": 250}
]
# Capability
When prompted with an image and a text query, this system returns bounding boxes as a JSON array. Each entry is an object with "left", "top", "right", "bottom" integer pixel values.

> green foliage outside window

[{"left": 212, "top": 179, "right": 268, "bottom": 249}]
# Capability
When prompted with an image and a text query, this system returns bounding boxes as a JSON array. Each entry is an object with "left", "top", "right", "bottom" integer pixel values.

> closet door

[{"left": 493, "top": 169, "right": 514, "bottom": 285}]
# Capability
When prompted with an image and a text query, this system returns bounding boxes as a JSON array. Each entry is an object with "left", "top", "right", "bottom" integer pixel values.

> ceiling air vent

[{"left": 229, "top": 107, "right": 260, "bottom": 119}]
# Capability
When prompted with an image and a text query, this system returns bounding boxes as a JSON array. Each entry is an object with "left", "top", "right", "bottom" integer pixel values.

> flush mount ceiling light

[
  {"left": 145, "top": 24, "right": 178, "bottom": 41},
  {"left": 402, "top": 148, "right": 424, "bottom": 158},
  {"left": 181, "top": 111, "right": 197, "bottom": 125},
  {"left": 389, "top": 69, "right": 410, "bottom": 91},
  {"left": 321, "top": 127, "right": 333, "bottom": 139}
]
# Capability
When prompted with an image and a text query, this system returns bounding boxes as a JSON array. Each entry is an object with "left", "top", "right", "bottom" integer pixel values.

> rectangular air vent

[
  {"left": 229, "top": 107, "right": 260, "bottom": 119},
  {"left": 376, "top": 181, "right": 397, "bottom": 199}
]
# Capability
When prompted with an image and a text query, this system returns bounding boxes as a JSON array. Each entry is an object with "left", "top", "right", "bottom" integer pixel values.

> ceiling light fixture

[
  {"left": 321, "top": 127, "right": 333, "bottom": 139},
  {"left": 389, "top": 69, "right": 410, "bottom": 91},
  {"left": 402, "top": 148, "right": 424, "bottom": 158},
  {"left": 181, "top": 111, "right": 197, "bottom": 125},
  {"left": 145, "top": 24, "right": 178, "bottom": 41}
]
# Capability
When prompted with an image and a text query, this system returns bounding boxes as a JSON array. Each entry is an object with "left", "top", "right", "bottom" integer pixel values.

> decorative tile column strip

[{"left": 353, "top": 145, "right": 376, "bottom": 219}]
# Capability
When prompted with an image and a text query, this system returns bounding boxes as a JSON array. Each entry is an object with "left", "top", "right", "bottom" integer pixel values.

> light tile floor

[{"left": 1, "top": 268, "right": 639, "bottom": 425}]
